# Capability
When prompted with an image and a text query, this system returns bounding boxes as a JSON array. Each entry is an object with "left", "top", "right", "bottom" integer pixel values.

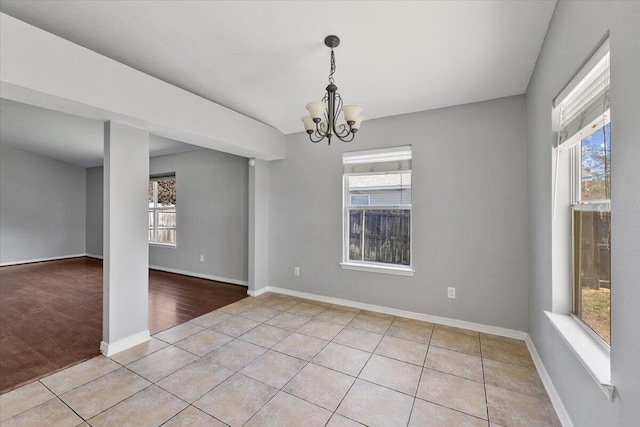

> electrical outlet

[
  {"left": 200, "top": 255, "right": 204, "bottom": 262},
  {"left": 447, "top": 287, "right": 456, "bottom": 299},
  {"left": 294, "top": 267, "right": 300, "bottom": 276}
]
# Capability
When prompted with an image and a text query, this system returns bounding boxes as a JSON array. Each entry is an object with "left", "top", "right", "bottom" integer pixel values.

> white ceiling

[
  {"left": 0, "top": 1, "right": 556, "bottom": 135},
  {"left": 0, "top": 99, "right": 199, "bottom": 168}
]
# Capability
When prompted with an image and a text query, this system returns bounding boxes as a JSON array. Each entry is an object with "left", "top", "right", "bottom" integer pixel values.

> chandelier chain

[{"left": 328, "top": 49, "right": 336, "bottom": 84}]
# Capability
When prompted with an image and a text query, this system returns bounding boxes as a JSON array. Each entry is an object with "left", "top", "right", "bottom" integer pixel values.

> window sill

[
  {"left": 339, "top": 262, "right": 414, "bottom": 277},
  {"left": 544, "top": 311, "right": 614, "bottom": 400},
  {"left": 149, "top": 243, "right": 176, "bottom": 249}
]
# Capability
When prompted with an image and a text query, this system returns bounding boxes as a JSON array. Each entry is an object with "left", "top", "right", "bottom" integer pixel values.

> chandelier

[{"left": 301, "top": 35, "right": 364, "bottom": 144}]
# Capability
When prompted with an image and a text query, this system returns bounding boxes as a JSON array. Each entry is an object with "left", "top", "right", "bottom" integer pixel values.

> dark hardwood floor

[{"left": 0, "top": 257, "right": 247, "bottom": 393}]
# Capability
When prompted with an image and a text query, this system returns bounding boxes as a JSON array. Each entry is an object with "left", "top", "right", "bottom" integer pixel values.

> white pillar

[
  {"left": 101, "top": 121, "right": 150, "bottom": 356},
  {"left": 248, "top": 158, "right": 269, "bottom": 295}
]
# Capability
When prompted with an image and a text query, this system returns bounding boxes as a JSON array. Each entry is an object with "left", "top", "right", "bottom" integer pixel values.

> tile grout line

[
  {"left": 327, "top": 313, "right": 398, "bottom": 426},
  {"left": 405, "top": 322, "right": 434, "bottom": 427},
  {"left": 480, "top": 335, "right": 491, "bottom": 424},
  {"left": 2, "top": 380, "right": 80, "bottom": 424},
  {"left": 241, "top": 305, "right": 378, "bottom": 425},
  {"left": 239, "top": 304, "right": 336, "bottom": 426},
  {"left": 412, "top": 333, "right": 491, "bottom": 424}
]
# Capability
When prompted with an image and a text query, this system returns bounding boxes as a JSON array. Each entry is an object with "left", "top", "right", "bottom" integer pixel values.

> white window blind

[
  {"left": 555, "top": 40, "right": 610, "bottom": 149},
  {"left": 343, "top": 146, "right": 412, "bottom": 175}
]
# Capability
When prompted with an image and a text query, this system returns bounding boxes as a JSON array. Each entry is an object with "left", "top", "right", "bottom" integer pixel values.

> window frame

[
  {"left": 547, "top": 38, "right": 613, "bottom": 400},
  {"left": 149, "top": 175, "right": 177, "bottom": 247},
  {"left": 569, "top": 125, "right": 611, "bottom": 352},
  {"left": 340, "top": 147, "right": 414, "bottom": 276},
  {"left": 555, "top": 42, "right": 612, "bottom": 349}
]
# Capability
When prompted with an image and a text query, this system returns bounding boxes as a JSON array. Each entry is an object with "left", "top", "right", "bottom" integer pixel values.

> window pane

[
  {"left": 348, "top": 173, "right": 411, "bottom": 206},
  {"left": 348, "top": 210, "right": 363, "bottom": 261},
  {"left": 156, "top": 210, "right": 176, "bottom": 244},
  {"left": 156, "top": 179, "right": 176, "bottom": 207},
  {"left": 362, "top": 209, "right": 410, "bottom": 265},
  {"left": 157, "top": 210, "right": 176, "bottom": 227},
  {"left": 148, "top": 210, "right": 154, "bottom": 241},
  {"left": 157, "top": 228, "right": 176, "bottom": 244},
  {"left": 149, "top": 182, "right": 155, "bottom": 208},
  {"left": 350, "top": 195, "right": 370, "bottom": 206},
  {"left": 573, "top": 209, "right": 611, "bottom": 345},
  {"left": 580, "top": 122, "right": 611, "bottom": 202}
]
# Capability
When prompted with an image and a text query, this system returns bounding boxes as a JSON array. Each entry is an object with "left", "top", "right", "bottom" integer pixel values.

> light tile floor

[{"left": 0, "top": 293, "right": 561, "bottom": 427}]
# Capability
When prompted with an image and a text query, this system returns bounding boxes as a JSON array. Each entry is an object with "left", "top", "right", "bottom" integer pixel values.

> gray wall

[
  {"left": 86, "top": 148, "right": 249, "bottom": 283},
  {"left": 526, "top": 1, "right": 640, "bottom": 425},
  {"left": 86, "top": 165, "right": 103, "bottom": 256},
  {"left": 269, "top": 95, "right": 529, "bottom": 331},
  {"left": 0, "top": 144, "right": 86, "bottom": 264}
]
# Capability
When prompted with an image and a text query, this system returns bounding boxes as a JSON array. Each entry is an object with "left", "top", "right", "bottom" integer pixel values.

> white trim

[
  {"left": 572, "top": 201, "right": 611, "bottom": 212},
  {"left": 85, "top": 253, "right": 103, "bottom": 260},
  {"left": 0, "top": 253, "right": 86, "bottom": 267},
  {"left": 339, "top": 262, "right": 415, "bottom": 277},
  {"left": 343, "top": 145, "right": 412, "bottom": 162},
  {"left": 261, "top": 286, "right": 526, "bottom": 340},
  {"left": 148, "top": 264, "right": 248, "bottom": 287},
  {"left": 525, "top": 335, "right": 575, "bottom": 427},
  {"left": 545, "top": 311, "right": 613, "bottom": 400},
  {"left": 148, "top": 242, "right": 176, "bottom": 248},
  {"left": 100, "top": 330, "right": 150, "bottom": 357},
  {"left": 247, "top": 287, "right": 270, "bottom": 297}
]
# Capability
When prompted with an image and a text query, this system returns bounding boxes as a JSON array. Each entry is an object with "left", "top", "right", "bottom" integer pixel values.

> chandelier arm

[
  {"left": 334, "top": 123, "right": 352, "bottom": 138},
  {"left": 335, "top": 130, "right": 356, "bottom": 143},
  {"left": 313, "top": 117, "right": 328, "bottom": 140},
  {"left": 313, "top": 127, "right": 326, "bottom": 140},
  {"left": 308, "top": 132, "right": 325, "bottom": 143},
  {"left": 309, "top": 119, "right": 327, "bottom": 142}
]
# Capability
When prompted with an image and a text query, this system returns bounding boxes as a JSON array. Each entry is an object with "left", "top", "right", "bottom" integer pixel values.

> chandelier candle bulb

[
  {"left": 305, "top": 102, "right": 327, "bottom": 121},
  {"left": 301, "top": 116, "right": 316, "bottom": 132},
  {"left": 341, "top": 105, "right": 363, "bottom": 123},
  {"left": 352, "top": 115, "right": 365, "bottom": 131}
]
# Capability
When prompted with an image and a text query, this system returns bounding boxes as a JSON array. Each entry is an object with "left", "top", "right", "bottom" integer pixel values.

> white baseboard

[
  {"left": 85, "top": 253, "right": 103, "bottom": 260},
  {"left": 149, "top": 264, "right": 248, "bottom": 287},
  {"left": 247, "top": 287, "right": 270, "bottom": 297},
  {"left": 0, "top": 253, "right": 87, "bottom": 267},
  {"left": 39, "top": 255, "right": 245, "bottom": 288},
  {"left": 525, "top": 335, "right": 574, "bottom": 427},
  {"left": 261, "top": 286, "right": 527, "bottom": 340},
  {"left": 100, "top": 330, "right": 150, "bottom": 357}
]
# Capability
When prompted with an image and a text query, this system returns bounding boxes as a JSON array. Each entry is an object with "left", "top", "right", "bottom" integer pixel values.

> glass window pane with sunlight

[
  {"left": 573, "top": 122, "right": 611, "bottom": 345},
  {"left": 346, "top": 172, "right": 411, "bottom": 266},
  {"left": 149, "top": 176, "right": 176, "bottom": 245}
]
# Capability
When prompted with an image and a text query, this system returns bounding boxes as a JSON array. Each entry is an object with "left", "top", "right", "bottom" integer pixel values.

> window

[
  {"left": 556, "top": 44, "right": 610, "bottom": 346},
  {"left": 342, "top": 146, "right": 412, "bottom": 273},
  {"left": 350, "top": 194, "right": 370, "bottom": 206},
  {"left": 572, "top": 123, "right": 611, "bottom": 345},
  {"left": 149, "top": 175, "right": 176, "bottom": 245}
]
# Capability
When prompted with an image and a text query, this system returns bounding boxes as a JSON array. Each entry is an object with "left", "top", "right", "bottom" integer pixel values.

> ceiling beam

[{"left": 0, "top": 13, "right": 286, "bottom": 161}]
